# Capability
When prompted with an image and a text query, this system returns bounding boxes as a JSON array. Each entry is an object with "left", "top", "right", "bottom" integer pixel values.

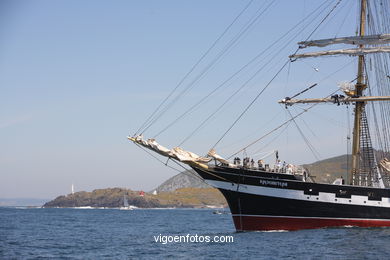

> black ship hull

[{"left": 191, "top": 165, "right": 390, "bottom": 231}]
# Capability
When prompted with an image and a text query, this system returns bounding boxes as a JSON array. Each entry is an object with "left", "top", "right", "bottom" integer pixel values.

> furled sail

[
  {"left": 147, "top": 138, "right": 171, "bottom": 155},
  {"left": 170, "top": 147, "right": 211, "bottom": 163},
  {"left": 130, "top": 135, "right": 171, "bottom": 157},
  {"left": 298, "top": 34, "right": 390, "bottom": 48},
  {"left": 380, "top": 158, "right": 390, "bottom": 172},
  {"left": 290, "top": 46, "right": 390, "bottom": 60},
  {"left": 128, "top": 135, "right": 211, "bottom": 164},
  {"left": 207, "top": 149, "right": 236, "bottom": 167},
  {"left": 279, "top": 95, "right": 390, "bottom": 105}
]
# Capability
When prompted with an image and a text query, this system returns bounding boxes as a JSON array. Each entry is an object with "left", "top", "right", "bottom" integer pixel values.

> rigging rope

[
  {"left": 140, "top": 0, "right": 278, "bottom": 136},
  {"left": 225, "top": 54, "right": 354, "bottom": 158},
  {"left": 134, "top": 0, "right": 255, "bottom": 136},
  {"left": 150, "top": 0, "right": 335, "bottom": 142},
  {"left": 301, "top": 0, "right": 343, "bottom": 46},
  {"left": 287, "top": 109, "right": 321, "bottom": 161},
  {"left": 134, "top": 143, "right": 182, "bottom": 173},
  {"left": 135, "top": 141, "right": 210, "bottom": 185},
  {"left": 366, "top": 0, "right": 390, "bottom": 156},
  {"left": 173, "top": 1, "right": 334, "bottom": 144},
  {"left": 169, "top": 159, "right": 209, "bottom": 184},
  {"left": 251, "top": 122, "right": 290, "bottom": 155},
  {"left": 211, "top": 60, "right": 290, "bottom": 150},
  {"left": 151, "top": 0, "right": 278, "bottom": 138},
  {"left": 211, "top": 0, "right": 344, "bottom": 150},
  {"left": 228, "top": 104, "right": 311, "bottom": 159},
  {"left": 290, "top": 83, "right": 318, "bottom": 99},
  {"left": 227, "top": 81, "right": 344, "bottom": 161},
  {"left": 346, "top": 104, "right": 351, "bottom": 174}
]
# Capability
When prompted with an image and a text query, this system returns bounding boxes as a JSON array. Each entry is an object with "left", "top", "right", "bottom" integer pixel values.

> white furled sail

[
  {"left": 298, "top": 34, "right": 390, "bottom": 48},
  {"left": 134, "top": 134, "right": 148, "bottom": 146},
  {"left": 147, "top": 138, "right": 171, "bottom": 155},
  {"left": 279, "top": 95, "right": 390, "bottom": 105},
  {"left": 380, "top": 158, "right": 390, "bottom": 172},
  {"left": 338, "top": 81, "right": 356, "bottom": 97},
  {"left": 129, "top": 135, "right": 211, "bottom": 164},
  {"left": 132, "top": 135, "right": 171, "bottom": 157},
  {"left": 207, "top": 149, "right": 236, "bottom": 167},
  {"left": 290, "top": 46, "right": 390, "bottom": 60},
  {"left": 170, "top": 147, "right": 211, "bottom": 163}
]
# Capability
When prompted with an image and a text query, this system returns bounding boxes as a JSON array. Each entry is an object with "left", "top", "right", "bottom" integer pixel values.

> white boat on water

[{"left": 120, "top": 195, "right": 137, "bottom": 210}]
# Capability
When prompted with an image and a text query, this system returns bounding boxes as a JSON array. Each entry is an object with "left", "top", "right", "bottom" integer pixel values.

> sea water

[{"left": 1, "top": 207, "right": 390, "bottom": 259}]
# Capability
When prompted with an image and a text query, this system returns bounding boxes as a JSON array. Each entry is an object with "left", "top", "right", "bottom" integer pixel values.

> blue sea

[{"left": 1, "top": 207, "right": 390, "bottom": 259}]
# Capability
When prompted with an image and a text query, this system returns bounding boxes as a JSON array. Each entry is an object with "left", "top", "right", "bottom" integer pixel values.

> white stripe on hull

[
  {"left": 206, "top": 179, "right": 390, "bottom": 208},
  {"left": 231, "top": 214, "right": 390, "bottom": 221}
]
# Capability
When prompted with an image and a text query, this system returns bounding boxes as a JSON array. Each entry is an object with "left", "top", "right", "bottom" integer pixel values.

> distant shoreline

[{"left": 1, "top": 206, "right": 228, "bottom": 210}]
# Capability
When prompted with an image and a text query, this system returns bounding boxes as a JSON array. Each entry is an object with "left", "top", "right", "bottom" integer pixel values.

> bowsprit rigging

[{"left": 129, "top": 0, "right": 390, "bottom": 231}]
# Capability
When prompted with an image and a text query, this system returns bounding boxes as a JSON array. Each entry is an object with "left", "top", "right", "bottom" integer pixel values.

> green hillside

[
  {"left": 43, "top": 187, "right": 227, "bottom": 208},
  {"left": 303, "top": 154, "right": 351, "bottom": 183}
]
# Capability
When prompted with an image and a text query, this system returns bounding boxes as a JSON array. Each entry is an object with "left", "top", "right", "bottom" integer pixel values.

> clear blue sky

[{"left": 1, "top": 0, "right": 361, "bottom": 199}]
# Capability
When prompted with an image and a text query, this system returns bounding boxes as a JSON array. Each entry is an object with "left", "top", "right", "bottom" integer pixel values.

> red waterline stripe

[{"left": 232, "top": 215, "right": 390, "bottom": 231}]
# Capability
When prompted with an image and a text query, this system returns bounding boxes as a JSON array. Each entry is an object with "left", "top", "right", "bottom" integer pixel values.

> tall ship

[{"left": 129, "top": 0, "right": 390, "bottom": 231}]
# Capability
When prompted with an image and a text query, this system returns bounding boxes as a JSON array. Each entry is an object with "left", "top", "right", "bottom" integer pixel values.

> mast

[
  {"left": 350, "top": 0, "right": 367, "bottom": 185},
  {"left": 281, "top": 0, "right": 390, "bottom": 186}
]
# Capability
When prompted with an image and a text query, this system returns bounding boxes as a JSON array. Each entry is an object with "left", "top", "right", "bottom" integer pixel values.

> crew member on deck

[
  {"left": 258, "top": 160, "right": 264, "bottom": 170},
  {"left": 243, "top": 157, "right": 250, "bottom": 168},
  {"left": 286, "top": 164, "right": 293, "bottom": 174},
  {"left": 275, "top": 160, "right": 282, "bottom": 172}
]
